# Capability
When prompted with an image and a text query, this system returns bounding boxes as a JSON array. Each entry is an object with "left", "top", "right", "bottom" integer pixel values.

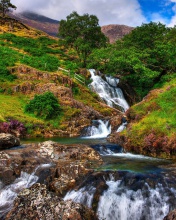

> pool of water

[{"left": 21, "top": 137, "right": 174, "bottom": 174}]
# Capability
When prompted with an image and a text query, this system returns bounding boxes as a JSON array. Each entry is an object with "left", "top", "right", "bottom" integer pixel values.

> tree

[
  {"left": 59, "top": 11, "right": 107, "bottom": 67},
  {"left": 0, "top": 0, "right": 16, "bottom": 17},
  {"left": 123, "top": 22, "right": 169, "bottom": 50}
]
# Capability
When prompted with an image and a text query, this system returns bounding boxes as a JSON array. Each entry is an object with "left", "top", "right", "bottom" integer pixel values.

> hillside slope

[
  {"left": 0, "top": 21, "right": 119, "bottom": 138},
  {"left": 8, "top": 11, "right": 133, "bottom": 42},
  {"left": 8, "top": 11, "right": 59, "bottom": 36},
  {"left": 109, "top": 77, "right": 176, "bottom": 159},
  {"left": 101, "top": 24, "right": 134, "bottom": 43}
]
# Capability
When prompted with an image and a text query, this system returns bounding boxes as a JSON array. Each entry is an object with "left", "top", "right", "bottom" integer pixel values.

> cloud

[
  {"left": 150, "top": 12, "right": 170, "bottom": 24},
  {"left": 167, "top": 0, "right": 176, "bottom": 26},
  {"left": 11, "top": 0, "right": 147, "bottom": 26}
]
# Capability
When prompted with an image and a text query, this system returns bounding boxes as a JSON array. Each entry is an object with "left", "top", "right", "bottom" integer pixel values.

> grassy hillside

[
  {"left": 121, "top": 77, "right": 176, "bottom": 158},
  {"left": 0, "top": 22, "right": 115, "bottom": 137}
]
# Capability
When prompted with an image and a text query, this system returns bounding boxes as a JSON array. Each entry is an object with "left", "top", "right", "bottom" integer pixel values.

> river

[{"left": 1, "top": 70, "right": 176, "bottom": 219}]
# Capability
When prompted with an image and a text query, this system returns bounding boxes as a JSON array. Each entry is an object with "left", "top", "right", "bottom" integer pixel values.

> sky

[{"left": 11, "top": 0, "right": 176, "bottom": 27}]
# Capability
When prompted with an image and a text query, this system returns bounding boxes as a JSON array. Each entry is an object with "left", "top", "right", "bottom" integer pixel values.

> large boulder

[
  {"left": 5, "top": 183, "right": 98, "bottom": 220},
  {"left": 0, "top": 133, "right": 20, "bottom": 150}
]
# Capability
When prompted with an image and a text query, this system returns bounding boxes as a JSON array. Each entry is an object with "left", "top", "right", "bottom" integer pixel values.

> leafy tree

[
  {"left": 59, "top": 11, "right": 107, "bottom": 67},
  {"left": 0, "top": 0, "right": 16, "bottom": 17},
  {"left": 88, "top": 22, "right": 176, "bottom": 98},
  {"left": 123, "top": 22, "right": 169, "bottom": 50},
  {"left": 25, "top": 92, "right": 61, "bottom": 119}
]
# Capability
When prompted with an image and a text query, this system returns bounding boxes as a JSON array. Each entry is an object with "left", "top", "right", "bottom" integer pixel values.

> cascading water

[
  {"left": 0, "top": 163, "right": 53, "bottom": 218},
  {"left": 89, "top": 69, "right": 129, "bottom": 112},
  {"left": 64, "top": 172, "right": 176, "bottom": 220},
  {"left": 97, "top": 177, "right": 176, "bottom": 220},
  {"left": 81, "top": 120, "right": 111, "bottom": 139}
]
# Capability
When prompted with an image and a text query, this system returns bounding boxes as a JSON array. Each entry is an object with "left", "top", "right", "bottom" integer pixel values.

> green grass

[
  {"left": 126, "top": 78, "right": 176, "bottom": 143},
  {"left": 0, "top": 33, "right": 79, "bottom": 76},
  {"left": 0, "top": 94, "right": 44, "bottom": 124}
]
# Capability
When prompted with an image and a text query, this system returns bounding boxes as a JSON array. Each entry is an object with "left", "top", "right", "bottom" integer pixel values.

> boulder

[
  {"left": 0, "top": 133, "right": 20, "bottom": 150},
  {"left": 0, "top": 141, "right": 103, "bottom": 193},
  {"left": 5, "top": 183, "right": 98, "bottom": 220},
  {"left": 163, "top": 209, "right": 176, "bottom": 220}
]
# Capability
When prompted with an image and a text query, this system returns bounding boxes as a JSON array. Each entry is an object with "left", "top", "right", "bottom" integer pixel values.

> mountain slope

[
  {"left": 0, "top": 21, "right": 118, "bottom": 137},
  {"left": 8, "top": 11, "right": 133, "bottom": 42},
  {"left": 101, "top": 24, "right": 134, "bottom": 43},
  {"left": 8, "top": 11, "right": 59, "bottom": 36}
]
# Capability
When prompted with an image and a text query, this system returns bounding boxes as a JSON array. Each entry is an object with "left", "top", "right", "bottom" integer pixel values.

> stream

[{"left": 0, "top": 70, "right": 176, "bottom": 219}]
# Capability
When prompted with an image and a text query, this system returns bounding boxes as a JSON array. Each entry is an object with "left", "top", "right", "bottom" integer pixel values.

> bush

[
  {"left": 0, "top": 120, "right": 26, "bottom": 137},
  {"left": 25, "top": 92, "right": 61, "bottom": 119}
]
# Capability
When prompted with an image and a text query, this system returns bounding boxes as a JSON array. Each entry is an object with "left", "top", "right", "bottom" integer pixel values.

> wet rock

[
  {"left": 0, "top": 141, "right": 103, "bottom": 194},
  {"left": 163, "top": 209, "right": 176, "bottom": 220},
  {"left": 107, "top": 132, "right": 127, "bottom": 147},
  {"left": 5, "top": 183, "right": 98, "bottom": 220},
  {"left": 0, "top": 133, "right": 20, "bottom": 150}
]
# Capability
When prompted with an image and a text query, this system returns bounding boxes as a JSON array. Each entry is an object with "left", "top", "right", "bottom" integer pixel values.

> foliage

[
  {"left": 25, "top": 92, "right": 61, "bottom": 119},
  {"left": 0, "top": 0, "right": 16, "bottom": 17},
  {"left": 88, "top": 22, "right": 176, "bottom": 98},
  {"left": 0, "top": 33, "right": 80, "bottom": 73},
  {"left": 59, "top": 11, "right": 107, "bottom": 67},
  {"left": 0, "top": 119, "right": 26, "bottom": 136},
  {"left": 0, "top": 45, "right": 18, "bottom": 81}
]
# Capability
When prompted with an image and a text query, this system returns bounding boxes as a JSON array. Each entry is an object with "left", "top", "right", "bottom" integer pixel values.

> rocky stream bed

[{"left": 0, "top": 133, "right": 176, "bottom": 220}]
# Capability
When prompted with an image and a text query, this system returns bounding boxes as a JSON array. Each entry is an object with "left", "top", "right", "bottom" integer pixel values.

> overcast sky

[{"left": 11, "top": 0, "right": 176, "bottom": 27}]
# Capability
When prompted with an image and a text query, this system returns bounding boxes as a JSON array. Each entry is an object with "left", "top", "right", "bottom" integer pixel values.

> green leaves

[
  {"left": 0, "top": 0, "right": 16, "bottom": 17},
  {"left": 88, "top": 22, "right": 176, "bottom": 98},
  {"left": 59, "top": 11, "right": 107, "bottom": 67},
  {"left": 25, "top": 92, "right": 61, "bottom": 120}
]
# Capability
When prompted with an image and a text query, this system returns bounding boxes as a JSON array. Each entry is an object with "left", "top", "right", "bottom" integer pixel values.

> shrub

[
  {"left": 25, "top": 92, "right": 61, "bottom": 119},
  {"left": 0, "top": 120, "right": 26, "bottom": 137}
]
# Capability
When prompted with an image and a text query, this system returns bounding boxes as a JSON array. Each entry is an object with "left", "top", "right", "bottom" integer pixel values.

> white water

[
  {"left": 0, "top": 163, "right": 52, "bottom": 218},
  {"left": 89, "top": 69, "right": 129, "bottom": 112},
  {"left": 64, "top": 175, "right": 176, "bottom": 220},
  {"left": 64, "top": 186, "right": 96, "bottom": 208},
  {"left": 82, "top": 120, "right": 111, "bottom": 139},
  {"left": 97, "top": 179, "right": 174, "bottom": 220},
  {"left": 96, "top": 147, "right": 161, "bottom": 160},
  {"left": 117, "top": 122, "right": 128, "bottom": 132}
]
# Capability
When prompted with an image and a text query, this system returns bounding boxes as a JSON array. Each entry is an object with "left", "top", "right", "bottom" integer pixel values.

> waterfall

[
  {"left": 97, "top": 179, "right": 175, "bottom": 220},
  {"left": 64, "top": 173, "right": 176, "bottom": 220},
  {"left": 0, "top": 163, "right": 53, "bottom": 218},
  {"left": 89, "top": 69, "right": 129, "bottom": 112},
  {"left": 81, "top": 120, "right": 111, "bottom": 139}
]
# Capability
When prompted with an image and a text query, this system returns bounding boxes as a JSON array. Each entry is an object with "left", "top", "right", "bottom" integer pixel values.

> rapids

[{"left": 0, "top": 164, "right": 53, "bottom": 218}]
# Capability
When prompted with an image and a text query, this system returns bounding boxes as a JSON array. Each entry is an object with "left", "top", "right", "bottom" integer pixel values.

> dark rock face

[
  {"left": 5, "top": 183, "right": 98, "bottom": 220},
  {"left": 163, "top": 209, "right": 176, "bottom": 220},
  {"left": 0, "top": 133, "right": 20, "bottom": 150}
]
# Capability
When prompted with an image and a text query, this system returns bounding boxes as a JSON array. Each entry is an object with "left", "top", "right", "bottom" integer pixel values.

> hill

[
  {"left": 8, "top": 11, "right": 133, "bottom": 42},
  {"left": 8, "top": 11, "right": 59, "bottom": 36},
  {"left": 108, "top": 77, "right": 176, "bottom": 159},
  {"left": 0, "top": 20, "right": 118, "bottom": 138},
  {"left": 101, "top": 24, "right": 134, "bottom": 43}
]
